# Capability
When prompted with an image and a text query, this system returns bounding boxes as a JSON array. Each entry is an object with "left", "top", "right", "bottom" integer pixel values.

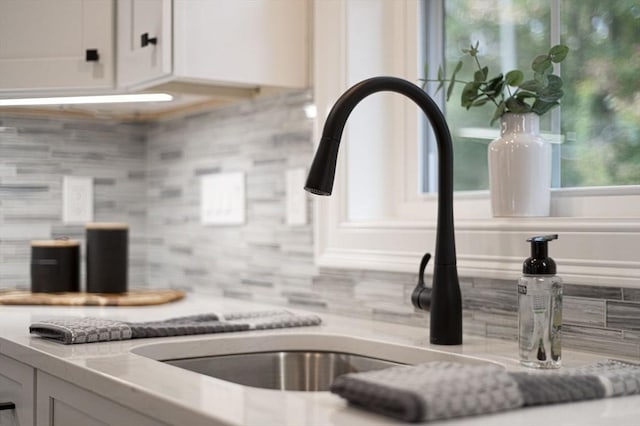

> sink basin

[
  {"left": 132, "top": 333, "right": 500, "bottom": 392},
  {"left": 165, "top": 351, "right": 400, "bottom": 391}
]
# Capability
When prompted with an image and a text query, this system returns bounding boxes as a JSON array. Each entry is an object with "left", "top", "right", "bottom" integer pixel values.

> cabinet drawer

[
  {"left": 0, "top": 353, "right": 35, "bottom": 426},
  {"left": 36, "top": 371, "right": 167, "bottom": 426}
]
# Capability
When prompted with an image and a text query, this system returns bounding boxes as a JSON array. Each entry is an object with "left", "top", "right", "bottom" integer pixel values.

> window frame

[{"left": 312, "top": 0, "right": 640, "bottom": 287}]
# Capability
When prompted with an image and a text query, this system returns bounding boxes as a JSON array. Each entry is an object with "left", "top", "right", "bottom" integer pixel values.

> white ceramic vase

[{"left": 488, "top": 112, "right": 552, "bottom": 217}]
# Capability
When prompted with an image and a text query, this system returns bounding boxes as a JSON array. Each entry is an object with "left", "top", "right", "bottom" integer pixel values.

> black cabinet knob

[
  {"left": 141, "top": 33, "right": 158, "bottom": 48},
  {"left": 85, "top": 49, "right": 99, "bottom": 62},
  {"left": 0, "top": 402, "right": 15, "bottom": 410}
]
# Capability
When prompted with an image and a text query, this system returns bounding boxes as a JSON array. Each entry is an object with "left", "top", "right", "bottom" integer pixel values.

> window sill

[{"left": 315, "top": 193, "right": 640, "bottom": 287}]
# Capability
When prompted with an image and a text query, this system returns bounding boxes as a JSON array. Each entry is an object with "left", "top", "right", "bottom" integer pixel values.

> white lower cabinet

[
  {"left": 35, "top": 371, "right": 167, "bottom": 426},
  {"left": 0, "top": 354, "right": 170, "bottom": 426},
  {"left": 0, "top": 354, "right": 35, "bottom": 426}
]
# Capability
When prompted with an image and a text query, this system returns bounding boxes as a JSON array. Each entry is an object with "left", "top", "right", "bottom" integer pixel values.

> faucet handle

[
  {"left": 418, "top": 252, "right": 431, "bottom": 286},
  {"left": 411, "top": 253, "right": 432, "bottom": 310}
]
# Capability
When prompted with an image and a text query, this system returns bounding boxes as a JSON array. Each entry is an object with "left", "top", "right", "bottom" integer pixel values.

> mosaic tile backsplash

[
  {"left": 0, "top": 116, "right": 147, "bottom": 288},
  {"left": 1, "top": 90, "right": 640, "bottom": 359}
]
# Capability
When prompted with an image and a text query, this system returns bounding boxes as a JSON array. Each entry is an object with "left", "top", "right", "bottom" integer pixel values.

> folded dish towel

[
  {"left": 330, "top": 360, "right": 640, "bottom": 423},
  {"left": 29, "top": 310, "right": 322, "bottom": 344}
]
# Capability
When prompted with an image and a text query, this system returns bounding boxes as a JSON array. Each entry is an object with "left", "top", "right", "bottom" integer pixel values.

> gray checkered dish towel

[
  {"left": 29, "top": 310, "right": 321, "bottom": 344},
  {"left": 330, "top": 360, "right": 640, "bottom": 423}
]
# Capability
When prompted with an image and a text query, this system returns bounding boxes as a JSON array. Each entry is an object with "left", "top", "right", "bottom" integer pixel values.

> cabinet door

[
  {"left": 0, "top": 0, "right": 114, "bottom": 93},
  {"left": 36, "top": 371, "right": 167, "bottom": 426},
  {"left": 174, "top": 0, "right": 309, "bottom": 88},
  {"left": 117, "top": 0, "right": 172, "bottom": 89},
  {"left": 0, "top": 354, "right": 35, "bottom": 426}
]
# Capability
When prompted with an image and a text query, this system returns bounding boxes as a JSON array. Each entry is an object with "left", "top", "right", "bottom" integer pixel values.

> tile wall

[
  {"left": 1, "top": 90, "right": 639, "bottom": 359},
  {"left": 0, "top": 115, "right": 148, "bottom": 288},
  {"left": 145, "top": 90, "right": 317, "bottom": 302}
]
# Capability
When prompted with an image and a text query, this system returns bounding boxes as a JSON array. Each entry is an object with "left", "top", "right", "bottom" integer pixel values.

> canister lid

[
  {"left": 31, "top": 239, "right": 80, "bottom": 247},
  {"left": 85, "top": 222, "right": 128, "bottom": 230}
]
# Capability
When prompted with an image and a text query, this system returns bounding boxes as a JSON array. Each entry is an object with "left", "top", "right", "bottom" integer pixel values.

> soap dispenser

[{"left": 518, "top": 234, "right": 562, "bottom": 369}]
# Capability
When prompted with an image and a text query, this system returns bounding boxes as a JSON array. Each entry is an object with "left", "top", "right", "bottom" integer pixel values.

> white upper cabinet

[
  {"left": 0, "top": 0, "right": 114, "bottom": 93},
  {"left": 0, "top": 0, "right": 309, "bottom": 96},
  {"left": 173, "top": 0, "right": 309, "bottom": 88},
  {"left": 117, "top": 0, "right": 172, "bottom": 90}
]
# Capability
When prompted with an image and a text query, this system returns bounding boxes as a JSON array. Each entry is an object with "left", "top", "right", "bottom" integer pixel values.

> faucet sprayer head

[{"left": 304, "top": 136, "right": 340, "bottom": 196}]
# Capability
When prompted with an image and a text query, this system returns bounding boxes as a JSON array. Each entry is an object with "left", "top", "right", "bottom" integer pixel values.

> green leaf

[
  {"left": 471, "top": 98, "right": 488, "bottom": 107},
  {"left": 493, "top": 81, "right": 505, "bottom": 97},
  {"left": 532, "top": 99, "right": 559, "bottom": 115},
  {"left": 491, "top": 101, "right": 506, "bottom": 126},
  {"left": 534, "top": 71, "right": 549, "bottom": 88},
  {"left": 452, "top": 60, "right": 463, "bottom": 77},
  {"left": 538, "top": 88, "right": 564, "bottom": 102},
  {"left": 486, "top": 74, "right": 504, "bottom": 90},
  {"left": 549, "top": 45, "right": 569, "bottom": 63},
  {"left": 474, "top": 66, "right": 488, "bottom": 82},
  {"left": 446, "top": 80, "right": 456, "bottom": 101},
  {"left": 505, "top": 70, "right": 524, "bottom": 86},
  {"left": 461, "top": 82, "right": 480, "bottom": 108},
  {"left": 446, "top": 60, "right": 463, "bottom": 101},
  {"left": 505, "top": 97, "right": 532, "bottom": 113},
  {"left": 515, "top": 91, "right": 536, "bottom": 99},
  {"left": 430, "top": 65, "right": 446, "bottom": 94},
  {"left": 519, "top": 80, "right": 541, "bottom": 92},
  {"left": 546, "top": 74, "right": 563, "bottom": 90},
  {"left": 532, "top": 55, "right": 552, "bottom": 73}
]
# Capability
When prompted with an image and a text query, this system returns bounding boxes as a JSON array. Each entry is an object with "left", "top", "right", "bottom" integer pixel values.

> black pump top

[{"left": 523, "top": 234, "right": 558, "bottom": 275}]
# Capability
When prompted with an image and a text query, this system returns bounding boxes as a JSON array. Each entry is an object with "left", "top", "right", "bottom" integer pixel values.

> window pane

[
  {"left": 430, "top": 0, "right": 639, "bottom": 192},
  {"left": 560, "top": 1, "right": 640, "bottom": 187},
  {"left": 441, "top": 0, "right": 550, "bottom": 191}
]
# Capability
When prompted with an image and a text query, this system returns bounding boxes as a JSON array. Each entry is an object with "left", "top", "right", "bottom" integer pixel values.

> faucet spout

[{"left": 305, "top": 76, "right": 462, "bottom": 345}]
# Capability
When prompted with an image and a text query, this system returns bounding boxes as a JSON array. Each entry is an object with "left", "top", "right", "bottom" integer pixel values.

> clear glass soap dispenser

[{"left": 518, "top": 234, "right": 562, "bottom": 369}]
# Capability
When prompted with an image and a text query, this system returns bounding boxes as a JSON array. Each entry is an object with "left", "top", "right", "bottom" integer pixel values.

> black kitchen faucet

[{"left": 304, "top": 76, "right": 462, "bottom": 345}]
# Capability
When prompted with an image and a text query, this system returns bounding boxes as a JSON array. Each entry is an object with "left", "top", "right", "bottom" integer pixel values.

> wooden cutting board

[{"left": 0, "top": 289, "right": 186, "bottom": 306}]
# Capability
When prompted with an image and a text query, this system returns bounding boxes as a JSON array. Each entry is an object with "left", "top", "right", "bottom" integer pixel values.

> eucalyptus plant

[{"left": 423, "top": 42, "right": 569, "bottom": 125}]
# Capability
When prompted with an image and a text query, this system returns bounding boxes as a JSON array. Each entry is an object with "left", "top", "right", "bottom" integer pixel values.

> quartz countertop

[{"left": 0, "top": 294, "right": 638, "bottom": 426}]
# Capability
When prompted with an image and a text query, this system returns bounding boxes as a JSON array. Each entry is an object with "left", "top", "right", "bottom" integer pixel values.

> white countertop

[{"left": 0, "top": 294, "right": 638, "bottom": 426}]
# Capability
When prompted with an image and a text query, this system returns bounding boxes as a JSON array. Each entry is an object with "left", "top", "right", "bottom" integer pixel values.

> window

[
  {"left": 313, "top": 0, "right": 640, "bottom": 287},
  {"left": 425, "top": 0, "right": 640, "bottom": 192}
]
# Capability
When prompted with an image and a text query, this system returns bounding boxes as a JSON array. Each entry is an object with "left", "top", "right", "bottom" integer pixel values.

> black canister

[
  {"left": 86, "top": 223, "right": 128, "bottom": 293},
  {"left": 31, "top": 240, "right": 80, "bottom": 293}
]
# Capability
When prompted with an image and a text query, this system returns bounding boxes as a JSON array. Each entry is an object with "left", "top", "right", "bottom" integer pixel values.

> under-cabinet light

[{"left": 0, "top": 93, "right": 173, "bottom": 107}]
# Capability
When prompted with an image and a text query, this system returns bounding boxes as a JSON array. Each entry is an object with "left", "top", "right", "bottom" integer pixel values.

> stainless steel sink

[
  {"left": 132, "top": 333, "right": 501, "bottom": 392},
  {"left": 164, "top": 351, "right": 401, "bottom": 391}
]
